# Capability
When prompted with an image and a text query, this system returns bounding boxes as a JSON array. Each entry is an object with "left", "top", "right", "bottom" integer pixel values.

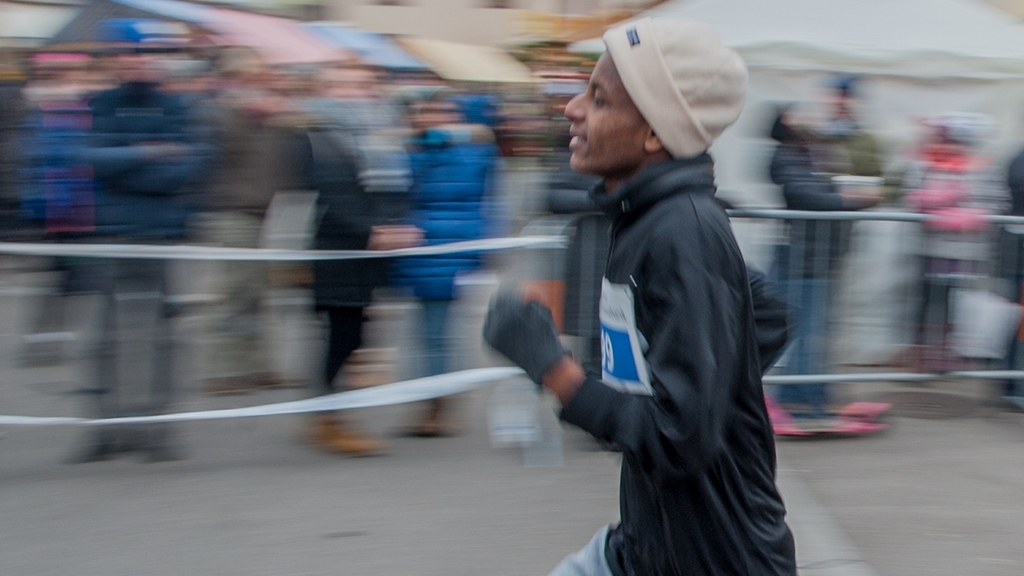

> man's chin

[{"left": 569, "top": 155, "right": 595, "bottom": 176}]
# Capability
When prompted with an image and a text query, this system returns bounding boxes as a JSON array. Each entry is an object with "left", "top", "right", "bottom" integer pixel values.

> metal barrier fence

[
  {"left": 727, "top": 209, "right": 1024, "bottom": 411},
  {"left": 545, "top": 208, "right": 1024, "bottom": 411}
]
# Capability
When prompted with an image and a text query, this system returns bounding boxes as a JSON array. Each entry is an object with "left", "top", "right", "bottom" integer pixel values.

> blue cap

[
  {"left": 833, "top": 75, "right": 858, "bottom": 96},
  {"left": 98, "top": 19, "right": 190, "bottom": 50}
]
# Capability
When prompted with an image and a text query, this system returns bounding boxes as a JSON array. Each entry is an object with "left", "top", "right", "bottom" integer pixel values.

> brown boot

[
  {"left": 309, "top": 414, "right": 387, "bottom": 456},
  {"left": 330, "top": 426, "right": 388, "bottom": 456},
  {"left": 309, "top": 413, "right": 341, "bottom": 446},
  {"left": 409, "top": 398, "right": 455, "bottom": 438}
]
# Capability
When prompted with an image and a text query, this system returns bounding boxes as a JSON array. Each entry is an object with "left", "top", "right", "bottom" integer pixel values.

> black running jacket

[{"left": 560, "top": 155, "right": 797, "bottom": 576}]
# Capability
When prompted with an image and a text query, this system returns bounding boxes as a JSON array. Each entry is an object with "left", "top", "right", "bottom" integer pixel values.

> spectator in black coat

[
  {"left": 768, "top": 109, "right": 878, "bottom": 419},
  {"left": 999, "top": 146, "right": 1024, "bottom": 400},
  {"left": 305, "top": 65, "right": 421, "bottom": 456}
]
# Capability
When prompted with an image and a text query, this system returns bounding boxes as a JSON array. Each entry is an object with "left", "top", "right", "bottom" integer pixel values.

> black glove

[{"left": 483, "top": 292, "right": 569, "bottom": 386}]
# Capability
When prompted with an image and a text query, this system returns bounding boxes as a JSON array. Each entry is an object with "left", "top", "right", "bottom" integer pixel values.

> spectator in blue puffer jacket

[{"left": 396, "top": 94, "right": 498, "bottom": 436}]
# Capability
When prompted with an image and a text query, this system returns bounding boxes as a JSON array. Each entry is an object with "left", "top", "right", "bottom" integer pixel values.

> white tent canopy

[
  {"left": 0, "top": 1, "right": 79, "bottom": 48},
  {"left": 398, "top": 37, "right": 535, "bottom": 83},
  {"left": 571, "top": 0, "right": 1024, "bottom": 80}
]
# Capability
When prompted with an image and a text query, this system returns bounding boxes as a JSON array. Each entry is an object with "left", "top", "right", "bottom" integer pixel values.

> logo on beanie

[{"left": 626, "top": 27, "right": 640, "bottom": 47}]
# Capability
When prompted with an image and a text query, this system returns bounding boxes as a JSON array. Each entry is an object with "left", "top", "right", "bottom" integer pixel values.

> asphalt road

[{"left": 1, "top": 261, "right": 1022, "bottom": 576}]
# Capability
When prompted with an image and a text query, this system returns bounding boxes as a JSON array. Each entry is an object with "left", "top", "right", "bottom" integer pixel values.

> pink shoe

[
  {"left": 839, "top": 402, "right": 891, "bottom": 420},
  {"left": 834, "top": 402, "right": 891, "bottom": 435},
  {"left": 764, "top": 396, "right": 811, "bottom": 437}
]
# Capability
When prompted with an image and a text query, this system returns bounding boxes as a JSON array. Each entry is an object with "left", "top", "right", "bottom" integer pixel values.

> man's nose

[{"left": 564, "top": 93, "right": 584, "bottom": 121}]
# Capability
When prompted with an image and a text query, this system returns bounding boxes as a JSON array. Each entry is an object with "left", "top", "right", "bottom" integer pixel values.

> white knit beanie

[{"left": 603, "top": 18, "right": 748, "bottom": 158}]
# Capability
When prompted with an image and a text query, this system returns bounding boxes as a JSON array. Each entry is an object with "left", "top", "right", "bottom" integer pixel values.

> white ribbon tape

[
  {"left": 0, "top": 236, "right": 565, "bottom": 261},
  {"left": 0, "top": 367, "right": 526, "bottom": 427}
]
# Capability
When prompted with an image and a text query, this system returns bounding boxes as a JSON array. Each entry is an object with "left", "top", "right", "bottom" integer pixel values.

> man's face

[
  {"left": 564, "top": 54, "right": 655, "bottom": 182},
  {"left": 829, "top": 92, "right": 854, "bottom": 120},
  {"left": 319, "top": 66, "right": 380, "bottom": 100},
  {"left": 412, "top": 101, "right": 459, "bottom": 131},
  {"left": 116, "top": 53, "right": 162, "bottom": 85}
]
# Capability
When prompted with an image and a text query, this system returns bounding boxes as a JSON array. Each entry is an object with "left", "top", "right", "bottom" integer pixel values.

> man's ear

[{"left": 643, "top": 128, "right": 665, "bottom": 155}]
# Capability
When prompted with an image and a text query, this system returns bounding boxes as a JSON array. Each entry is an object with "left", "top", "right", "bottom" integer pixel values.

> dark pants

[
  {"left": 1003, "top": 281, "right": 1023, "bottom": 401},
  {"left": 322, "top": 306, "right": 365, "bottom": 394},
  {"left": 770, "top": 240, "right": 833, "bottom": 417},
  {"left": 420, "top": 299, "right": 452, "bottom": 377},
  {"left": 997, "top": 228, "right": 1024, "bottom": 400},
  {"left": 78, "top": 258, "right": 176, "bottom": 461},
  {"left": 776, "top": 277, "right": 830, "bottom": 417}
]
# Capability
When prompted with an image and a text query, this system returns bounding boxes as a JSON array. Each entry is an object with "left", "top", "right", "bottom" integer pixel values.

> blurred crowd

[
  {"left": 3, "top": 24, "right": 1024, "bottom": 455},
  {"left": 762, "top": 76, "right": 1024, "bottom": 425},
  {"left": 0, "top": 29, "right": 580, "bottom": 459}
]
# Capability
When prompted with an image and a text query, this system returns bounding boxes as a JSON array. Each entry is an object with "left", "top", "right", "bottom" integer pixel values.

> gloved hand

[{"left": 483, "top": 292, "right": 569, "bottom": 387}]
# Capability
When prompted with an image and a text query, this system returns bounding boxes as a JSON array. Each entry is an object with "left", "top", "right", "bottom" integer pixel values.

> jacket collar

[{"left": 589, "top": 154, "right": 716, "bottom": 221}]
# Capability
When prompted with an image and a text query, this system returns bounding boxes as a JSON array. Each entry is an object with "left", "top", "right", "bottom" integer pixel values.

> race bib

[{"left": 600, "top": 278, "right": 653, "bottom": 395}]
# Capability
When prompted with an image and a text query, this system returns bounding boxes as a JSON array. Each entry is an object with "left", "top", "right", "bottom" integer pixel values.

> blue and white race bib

[{"left": 600, "top": 278, "right": 653, "bottom": 395}]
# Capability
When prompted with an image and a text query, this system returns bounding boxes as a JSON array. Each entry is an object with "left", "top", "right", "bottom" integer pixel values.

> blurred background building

[
  {"left": 984, "top": 0, "right": 1024, "bottom": 19},
  {"left": 329, "top": 0, "right": 660, "bottom": 46},
  {"left": 0, "top": 0, "right": 664, "bottom": 50}
]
